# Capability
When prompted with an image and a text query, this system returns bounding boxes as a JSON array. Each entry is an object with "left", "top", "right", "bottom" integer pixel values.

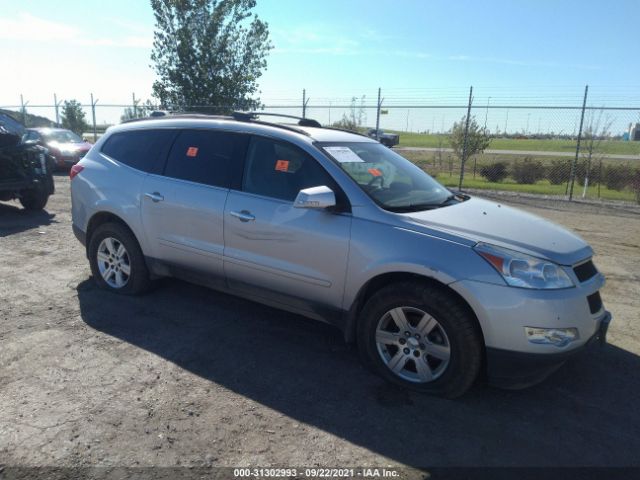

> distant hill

[{"left": 0, "top": 109, "right": 55, "bottom": 128}]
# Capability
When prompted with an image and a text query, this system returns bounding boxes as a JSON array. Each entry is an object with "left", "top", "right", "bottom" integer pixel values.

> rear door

[
  {"left": 223, "top": 136, "right": 352, "bottom": 316},
  {"left": 141, "top": 129, "right": 247, "bottom": 286}
]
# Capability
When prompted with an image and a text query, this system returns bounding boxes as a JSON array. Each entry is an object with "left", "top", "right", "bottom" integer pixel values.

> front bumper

[
  {"left": 449, "top": 274, "right": 607, "bottom": 352},
  {"left": 487, "top": 311, "right": 611, "bottom": 389}
]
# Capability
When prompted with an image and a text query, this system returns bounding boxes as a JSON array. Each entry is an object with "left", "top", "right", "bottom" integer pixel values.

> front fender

[{"left": 343, "top": 220, "right": 505, "bottom": 310}]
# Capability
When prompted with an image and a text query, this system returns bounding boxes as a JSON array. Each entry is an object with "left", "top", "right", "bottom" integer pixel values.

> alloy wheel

[
  {"left": 375, "top": 306, "right": 451, "bottom": 383},
  {"left": 96, "top": 237, "right": 131, "bottom": 288}
]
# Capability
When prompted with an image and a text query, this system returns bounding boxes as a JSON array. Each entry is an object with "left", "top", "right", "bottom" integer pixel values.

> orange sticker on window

[
  {"left": 275, "top": 159, "right": 290, "bottom": 172},
  {"left": 368, "top": 168, "right": 382, "bottom": 177},
  {"left": 186, "top": 147, "right": 199, "bottom": 157}
]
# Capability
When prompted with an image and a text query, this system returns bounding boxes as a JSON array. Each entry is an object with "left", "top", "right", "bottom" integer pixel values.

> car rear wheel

[
  {"left": 19, "top": 184, "right": 49, "bottom": 210},
  {"left": 88, "top": 222, "right": 151, "bottom": 295},
  {"left": 358, "top": 282, "right": 483, "bottom": 398}
]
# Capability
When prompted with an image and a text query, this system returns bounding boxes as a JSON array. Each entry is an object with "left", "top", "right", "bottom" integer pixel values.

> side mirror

[{"left": 294, "top": 185, "right": 336, "bottom": 209}]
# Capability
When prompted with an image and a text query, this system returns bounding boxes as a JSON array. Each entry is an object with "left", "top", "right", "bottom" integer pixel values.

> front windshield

[
  {"left": 43, "top": 130, "right": 83, "bottom": 143},
  {"left": 320, "top": 142, "right": 452, "bottom": 212}
]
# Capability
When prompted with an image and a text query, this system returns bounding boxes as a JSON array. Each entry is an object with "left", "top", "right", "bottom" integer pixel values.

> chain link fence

[{"left": 3, "top": 86, "right": 640, "bottom": 204}]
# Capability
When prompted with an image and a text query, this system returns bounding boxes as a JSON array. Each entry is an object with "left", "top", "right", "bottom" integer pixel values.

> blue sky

[{"left": 1, "top": 0, "right": 639, "bottom": 130}]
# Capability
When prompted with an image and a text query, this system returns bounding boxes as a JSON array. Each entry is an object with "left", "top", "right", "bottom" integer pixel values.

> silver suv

[{"left": 70, "top": 113, "right": 611, "bottom": 397}]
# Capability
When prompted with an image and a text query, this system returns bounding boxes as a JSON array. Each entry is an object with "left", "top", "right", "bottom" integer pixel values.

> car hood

[{"left": 400, "top": 196, "right": 592, "bottom": 265}]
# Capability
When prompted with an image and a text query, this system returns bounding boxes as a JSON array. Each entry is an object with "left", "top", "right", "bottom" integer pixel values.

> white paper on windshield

[{"left": 324, "top": 146, "right": 364, "bottom": 163}]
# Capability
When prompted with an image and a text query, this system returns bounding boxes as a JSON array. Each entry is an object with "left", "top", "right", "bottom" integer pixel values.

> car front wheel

[{"left": 358, "top": 282, "right": 483, "bottom": 398}]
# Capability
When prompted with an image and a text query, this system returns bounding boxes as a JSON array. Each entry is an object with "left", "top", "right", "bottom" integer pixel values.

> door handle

[
  {"left": 144, "top": 192, "right": 164, "bottom": 203},
  {"left": 229, "top": 210, "right": 255, "bottom": 222}
]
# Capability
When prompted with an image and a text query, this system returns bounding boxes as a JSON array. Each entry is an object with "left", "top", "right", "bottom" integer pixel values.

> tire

[
  {"left": 88, "top": 222, "right": 151, "bottom": 295},
  {"left": 357, "top": 282, "right": 483, "bottom": 398},
  {"left": 19, "top": 184, "right": 49, "bottom": 210}
]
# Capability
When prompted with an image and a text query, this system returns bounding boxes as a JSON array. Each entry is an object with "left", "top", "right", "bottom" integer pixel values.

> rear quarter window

[{"left": 101, "top": 129, "right": 176, "bottom": 173}]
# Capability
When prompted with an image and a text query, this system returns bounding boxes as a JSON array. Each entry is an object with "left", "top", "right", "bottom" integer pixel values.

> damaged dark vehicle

[{"left": 0, "top": 113, "right": 54, "bottom": 211}]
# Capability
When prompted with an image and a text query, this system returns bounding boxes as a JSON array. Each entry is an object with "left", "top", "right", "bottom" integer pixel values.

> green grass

[
  {"left": 432, "top": 175, "right": 635, "bottom": 202},
  {"left": 393, "top": 149, "right": 639, "bottom": 202},
  {"left": 390, "top": 131, "right": 640, "bottom": 156}
]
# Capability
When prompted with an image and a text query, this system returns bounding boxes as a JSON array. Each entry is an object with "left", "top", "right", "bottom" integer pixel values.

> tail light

[{"left": 70, "top": 164, "right": 84, "bottom": 180}]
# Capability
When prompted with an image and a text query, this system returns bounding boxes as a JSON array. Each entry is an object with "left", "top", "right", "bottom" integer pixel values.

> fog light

[{"left": 525, "top": 327, "right": 579, "bottom": 347}]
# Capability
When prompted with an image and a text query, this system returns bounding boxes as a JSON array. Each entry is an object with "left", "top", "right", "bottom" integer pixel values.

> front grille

[
  {"left": 574, "top": 260, "right": 598, "bottom": 282},
  {"left": 587, "top": 292, "right": 603, "bottom": 314}
]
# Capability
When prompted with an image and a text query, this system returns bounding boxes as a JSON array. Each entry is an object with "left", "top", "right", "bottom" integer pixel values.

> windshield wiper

[
  {"left": 386, "top": 203, "right": 443, "bottom": 213},
  {"left": 438, "top": 194, "right": 458, "bottom": 205},
  {"left": 387, "top": 194, "right": 461, "bottom": 213}
]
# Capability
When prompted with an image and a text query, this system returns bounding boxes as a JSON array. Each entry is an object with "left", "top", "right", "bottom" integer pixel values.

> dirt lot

[{"left": 1, "top": 175, "right": 639, "bottom": 469}]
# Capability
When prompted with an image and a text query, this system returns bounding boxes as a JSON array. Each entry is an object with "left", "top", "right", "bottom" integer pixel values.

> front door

[{"left": 223, "top": 136, "right": 352, "bottom": 316}]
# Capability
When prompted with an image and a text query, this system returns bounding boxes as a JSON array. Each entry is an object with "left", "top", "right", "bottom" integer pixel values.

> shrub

[
  {"left": 512, "top": 158, "right": 545, "bottom": 184},
  {"left": 547, "top": 160, "right": 571, "bottom": 185},
  {"left": 575, "top": 159, "right": 602, "bottom": 186},
  {"left": 480, "top": 162, "right": 508, "bottom": 182},
  {"left": 632, "top": 169, "right": 640, "bottom": 204},
  {"left": 603, "top": 164, "right": 633, "bottom": 191}
]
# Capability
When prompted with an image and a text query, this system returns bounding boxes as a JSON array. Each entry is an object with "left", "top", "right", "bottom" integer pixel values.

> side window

[
  {"left": 101, "top": 129, "right": 174, "bottom": 173},
  {"left": 242, "top": 137, "right": 334, "bottom": 202},
  {"left": 164, "top": 130, "right": 237, "bottom": 188}
]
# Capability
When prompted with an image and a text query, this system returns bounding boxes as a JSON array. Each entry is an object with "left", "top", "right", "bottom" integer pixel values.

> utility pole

[
  {"left": 458, "top": 86, "right": 473, "bottom": 191},
  {"left": 569, "top": 85, "right": 589, "bottom": 201},
  {"left": 484, "top": 96, "right": 491, "bottom": 130},
  {"left": 504, "top": 109, "right": 509, "bottom": 135}
]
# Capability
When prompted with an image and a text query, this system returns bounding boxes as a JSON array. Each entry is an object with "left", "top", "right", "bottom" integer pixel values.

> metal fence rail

[{"left": 3, "top": 85, "right": 639, "bottom": 204}]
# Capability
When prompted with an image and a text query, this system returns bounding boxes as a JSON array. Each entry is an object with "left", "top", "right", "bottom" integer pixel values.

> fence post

[
  {"left": 568, "top": 85, "right": 588, "bottom": 201},
  {"left": 54, "top": 94, "right": 61, "bottom": 127},
  {"left": 375, "top": 87, "right": 382, "bottom": 140},
  {"left": 458, "top": 86, "right": 473, "bottom": 191},
  {"left": 90, "top": 93, "right": 98, "bottom": 143},
  {"left": 132, "top": 92, "right": 138, "bottom": 118},
  {"left": 302, "top": 89, "right": 308, "bottom": 118},
  {"left": 20, "top": 94, "right": 28, "bottom": 126}
]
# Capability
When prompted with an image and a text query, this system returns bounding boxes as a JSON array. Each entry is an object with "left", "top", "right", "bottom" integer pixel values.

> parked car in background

[
  {"left": 26, "top": 128, "right": 92, "bottom": 170},
  {"left": 70, "top": 113, "right": 610, "bottom": 398},
  {"left": 0, "top": 113, "right": 54, "bottom": 210},
  {"left": 367, "top": 128, "right": 400, "bottom": 147}
]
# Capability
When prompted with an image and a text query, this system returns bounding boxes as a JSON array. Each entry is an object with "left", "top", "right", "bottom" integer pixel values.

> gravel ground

[{"left": 1, "top": 175, "right": 639, "bottom": 469}]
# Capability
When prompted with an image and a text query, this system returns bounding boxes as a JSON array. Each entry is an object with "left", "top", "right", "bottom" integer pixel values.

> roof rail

[
  {"left": 121, "top": 112, "right": 233, "bottom": 124},
  {"left": 119, "top": 111, "right": 321, "bottom": 137},
  {"left": 317, "top": 125, "right": 370, "bottom": 139},
  {"left": 233, "top": 111, "right": 322, "bottom": 128}
]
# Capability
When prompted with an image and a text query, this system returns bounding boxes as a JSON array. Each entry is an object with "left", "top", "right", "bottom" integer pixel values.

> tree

[
  {"left": 61, "top": 100, "right": 87, "bottom": 135},
  {"left": 449, "top": 115, "right": 491, "bottom": 188},
  {"left": 120, "top": 100, "right": 157, "bottom": 122},
  {"left": 332, "top": 96, "right": 366, "bottom": 131},
  {"left": 150, "top": 0, "right": 272, "bottom": 113},
  {"left": 450, "top": 115, "right": 492, "bottom": 161},
  {"left": 578, "top": 109, "right": 613, "bottom": 198}
]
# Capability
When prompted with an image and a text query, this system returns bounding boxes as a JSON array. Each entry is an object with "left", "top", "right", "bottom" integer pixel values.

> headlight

[{"left": 474, "top": 243, "right": 574, "bottom": 289}]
